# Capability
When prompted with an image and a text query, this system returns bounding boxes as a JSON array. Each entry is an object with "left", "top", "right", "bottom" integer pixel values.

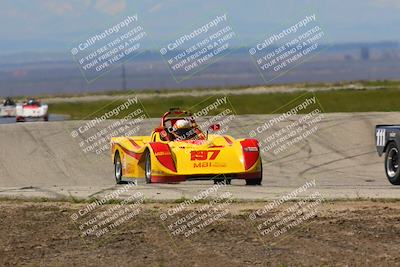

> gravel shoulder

[{"left": 1, "top": 200, "right": 400, "bottom": 266}]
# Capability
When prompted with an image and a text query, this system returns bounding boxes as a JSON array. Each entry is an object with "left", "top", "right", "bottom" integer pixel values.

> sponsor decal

[{"left": 193, "top": 162, "right": 226, "bottom": 168}]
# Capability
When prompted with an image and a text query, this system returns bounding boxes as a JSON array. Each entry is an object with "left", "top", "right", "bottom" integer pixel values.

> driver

[
  {"left": 3, "top": 97, "right": 14, "bottom": 106},
  {"left": 171, "top": 119, "right": 197, "bottom": 140}
]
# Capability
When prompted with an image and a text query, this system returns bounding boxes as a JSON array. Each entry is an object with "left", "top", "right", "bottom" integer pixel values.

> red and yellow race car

[{"left": 111, "top": 108, "right": 262, "bottom": 185}]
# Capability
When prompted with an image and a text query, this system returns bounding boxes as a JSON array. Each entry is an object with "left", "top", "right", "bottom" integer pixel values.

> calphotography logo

[
  {"left": 71, "top": 14, "right": 148, "bottom": 82},
  {"left": 68, "top": 182, "right": 144, "bottom": 240},
  {"left": 189, "top": 95, "right": 238, "bottom": 136},
  {"left": 249, "top": 13, "right": 327, "bottom": 83},
  {"left": 69, "top": 96, "right": 149, "bottom": 155},
  {"left": 160, "top": 13, "right": 237, "bottom": 82},
  {"left": 248, "top": 93, "right": 325, "bottom": 157},
  {"left": 159, "top": 181, "right": 233, "bottom": 241},
  {"left": 249, "top": 180, "right": 325, "bottom": 245}
]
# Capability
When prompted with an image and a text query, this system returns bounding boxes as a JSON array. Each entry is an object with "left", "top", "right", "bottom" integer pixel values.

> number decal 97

[{"left": 190, "top": 150, "right": 220, "bottom": 161}]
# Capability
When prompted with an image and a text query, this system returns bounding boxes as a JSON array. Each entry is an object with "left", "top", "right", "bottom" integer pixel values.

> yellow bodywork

[{"left": 111, "top": 131, "right": 261, "bottom": 180}]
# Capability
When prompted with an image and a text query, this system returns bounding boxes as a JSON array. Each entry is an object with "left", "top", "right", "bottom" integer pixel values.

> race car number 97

[{"left": 191, "top": 150, "right": 220, "bottom": 161}]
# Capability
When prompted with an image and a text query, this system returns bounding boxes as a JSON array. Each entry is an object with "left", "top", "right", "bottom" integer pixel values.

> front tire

[
  {"left": 145, "top": 151, "right": 152, "bottom": 184},
  {"left": 385, "top": 142, "right": 400, "bottom": 185},
  {"left": 114, "top": 152, "right": 123, "bottom": 184}
]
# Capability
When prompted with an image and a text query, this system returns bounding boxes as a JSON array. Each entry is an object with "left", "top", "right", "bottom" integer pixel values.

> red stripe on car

[
  {"left": 223, "top": 136, "right": 233, "bottom": 145},
  {"left": 240, "top": 139, "right": 260, "bottom": 170},
  {"left": 117, "top": 144, "right": 142, "bottom": 160},
  {"left": 127, "top": 138, "right": 141, "bottom": 149},
  {"left": 150, "top": 143, "right": 177, "bottom": 172}
]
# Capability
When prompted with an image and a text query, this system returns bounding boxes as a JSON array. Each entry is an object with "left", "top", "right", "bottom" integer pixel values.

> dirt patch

[{"left": 0, "top": 200, "right": 400, "bottom": 266}]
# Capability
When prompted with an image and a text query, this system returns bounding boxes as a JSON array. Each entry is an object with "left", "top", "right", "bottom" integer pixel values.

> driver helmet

[
  {"left": 174, "top": 119, "right": 191, "bottom": 130},
  {"left": 172, "top": 119, "right": 193, "bottom": 139}
]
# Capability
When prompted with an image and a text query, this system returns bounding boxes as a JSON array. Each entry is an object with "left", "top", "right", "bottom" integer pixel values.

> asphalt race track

[{"left": 0, "top": 113, "right": 399, "bottom": 201}]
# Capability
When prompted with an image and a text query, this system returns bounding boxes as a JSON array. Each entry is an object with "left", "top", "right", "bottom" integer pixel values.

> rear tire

[
  {"left": 245, "top": 178, "right": 262, "bottom": 185},
  {"left": 145, "top": 151, "right": 152, "bottom": 184},
  {"left": 385, "top": 142, "right": 400, "bottom": 185},
  {"left": 16, "top": 117, "right": 25, "bottom": 122},
  {"left": 114, "top": 152, "right": 123, "bottom": 184},
  {"left": 245, "top": 161, "right": 263, "bottom": 186}
]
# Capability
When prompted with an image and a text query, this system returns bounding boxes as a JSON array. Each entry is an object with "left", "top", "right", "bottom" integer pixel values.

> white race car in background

[
  {"left": 0, "top": 97, "right": 17, "bottom": 117},
  {"left": 16, "top": 99, "right": 48, "bottom": 122}
]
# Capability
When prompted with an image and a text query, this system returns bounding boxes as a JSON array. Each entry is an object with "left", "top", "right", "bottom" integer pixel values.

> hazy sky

[{"left": 0, "top": 0, "right": 399, "bottom": 53}]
